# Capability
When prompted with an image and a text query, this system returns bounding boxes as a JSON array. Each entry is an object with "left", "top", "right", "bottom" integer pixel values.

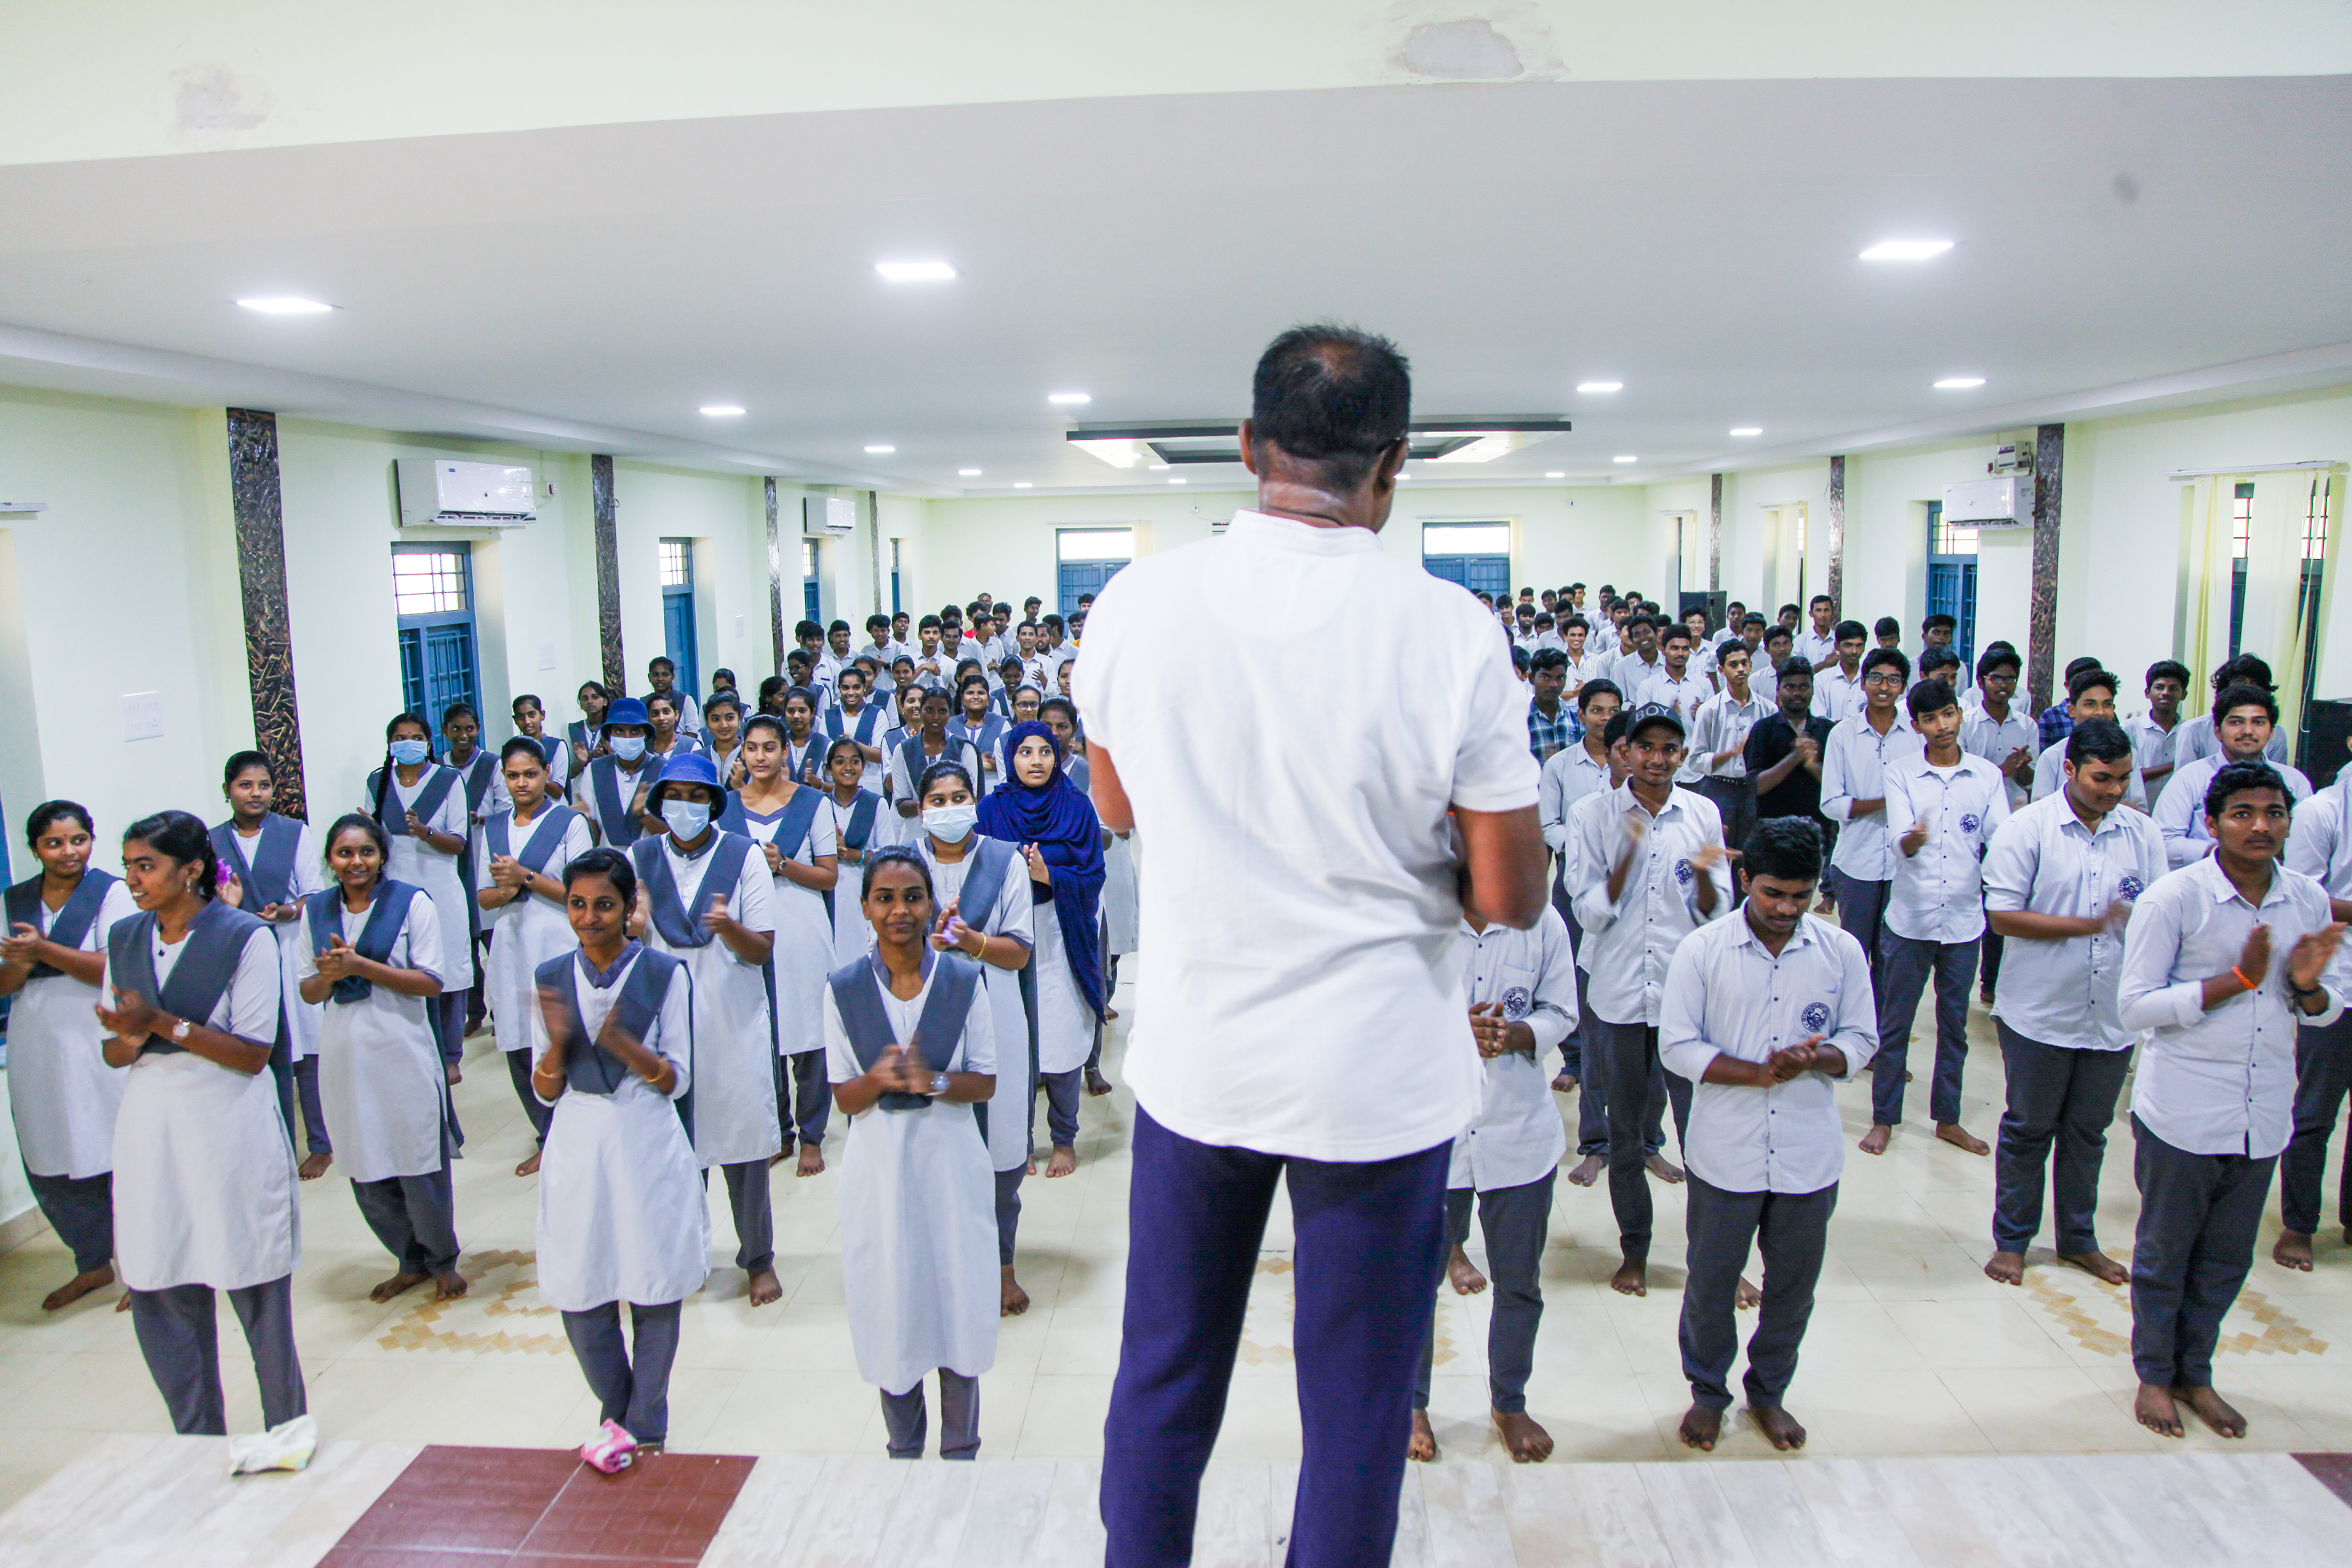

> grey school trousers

[
  {"left": 1584, "top": 1017, "right": 1692, "bottom": 1259},
  {"left": 1414, "top": 1173, "right": 1554, "bottom": 1414},
  {"left": 25, "top": 1168, "right": 112, "bottom": 1275},
  {"left": 351, "top": 1158, "right": 460, "bottom": 1277},
  {"left": 129, "top": 1273, "right": 307, "bottom": 1435},
  {"left": 716, "top": 1160, "right": 775, "bottom": 1275},
  {"left": 1991, "top": 1022, "right": 2131, "bottom": 1256},
  {"left": 2130, "top": 1116, "right": 2274, "bottom": 1390},
  {"left": 1680, "top": 1175, "right": 1835, "bottom": 1411},
  {"left": 563, "top": 1299, "right": 683, "bottom": 1442},
  {"left": 881, "top": 1368, "right": 981, "bottom": 1459}
]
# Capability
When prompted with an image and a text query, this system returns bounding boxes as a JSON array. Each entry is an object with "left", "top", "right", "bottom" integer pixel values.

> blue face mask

[
  {"left": 388, "top": 738, "right": 430, "bottom": 767},
  {"left": 662, "top": 800, "right": 712, "bottom": 841}
]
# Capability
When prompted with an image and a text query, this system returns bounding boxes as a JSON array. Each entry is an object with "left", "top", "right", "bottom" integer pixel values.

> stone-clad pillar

[
  {"left": 591, "top": 454, "right": 625, "bottom": 693},
  {"left": 227, "top": 408, "right": 308, "bottom": 819}
]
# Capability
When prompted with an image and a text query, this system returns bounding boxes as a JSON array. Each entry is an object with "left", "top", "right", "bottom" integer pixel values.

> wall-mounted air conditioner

[
  {"left": 1942, "top": 475, "right": 2032, "bottom": 528},
  {"left": 804, "top": 495, "right": 857, "bottom": 536},
  {"left": 396, "top": 459, "right": 538, "bottom": 527}
]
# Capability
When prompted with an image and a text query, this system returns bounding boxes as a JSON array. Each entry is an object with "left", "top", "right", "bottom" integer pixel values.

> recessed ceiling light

[
  {"left": 1729, "top": 427, "right": 1763, "bottom": 437},
  {"left": 1013, "top": 481, "right": 1033, "bottom": 489},
  {"left": 237, "top": 297, "right": 335, "bottom": 314},
  {"left": 864, "top": 444, "right": 896, "bottom": 453},
  {"left": 1148, "top": 462, "right": 1171, "bottom": 470},
  {"left": 1613, "top": 455, "right": 1639, "bottom": 464},
  {"left": 699, "top": 404, "right": 745, "bottom": 417},
  {"left": 958, "top": 468, "right": 982, "bottom": 476},
  {"left": 1861, "top": 240, "right": 1953, "bottom": 261},
  {"left": 1934, "top": 376, "right": 1986, "bottom": 389},
  {"left": 1544, "top": 470, "right": 1565, "bottom": 478},
  {"left": 1576, "top": 381, "right": 1623, "bottom": 394},
  {"left": 1168, "top": 476, "right": 1186, "bottom": 485},
  {"left": 1397, "top": 472, "right": 1413, "bottom": 480},
  {"left": 875, "top": 260, "right": 956, "bottom": 282},
  {"left": 1048, "top": 391, "right": 1092, "bottom": 406}
]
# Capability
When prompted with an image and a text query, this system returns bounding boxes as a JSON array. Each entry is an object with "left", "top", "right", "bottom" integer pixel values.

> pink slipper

[{"left": 580, "top": 1420, "right": 638, "bottom": 1474}]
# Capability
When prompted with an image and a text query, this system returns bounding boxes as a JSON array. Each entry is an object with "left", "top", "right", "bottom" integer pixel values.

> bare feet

[
  {"left": 1858, "top": 1123, "right": 1892, "bottom": 1156},
  {"left": 1610, "top": 1256, "right": 1648, "bottom": 1298},
  {"left": 1000, "top": 1264, "right": 1030, "bottom": 1317},
  {"left": 515, "top": 1151, "right": 542, "bottom": 1177},
  {"left": 1551, "top": 1072, "right": 1577, "bottom": 1095},
  {"left": 747, "top": 1268, "right": 782, "bottom": 1307},
  {"left": 1646, "top": 1153, "right": 1684, "bottom": 1184},
  {"left": 1085, "top": 1067, "right": 1113, "bottom": 1098},
  {"left": 432, "top": 1271, "right": 469, "bottom": 1301},
  {"left": 2173, "top": 1384, "right": 2247, "bottom": 1438},
  {"left": 2273, "top": 1230, "right": 2316, "bottom": 1271},
  {"left": 115, "top": 1291, "right": 132, "bottom": 1313},
  {"left": 1984, "top": 1250, "right": 2027, "bottom": 1286},
  {"left": 1567, "top": 1154, "right": 1605, "bottom": 1188},
  {"left": 1678, "top": 1402, "right": 1723, "bottom": 1450},
  {"left": 797, "top": 1141, "right": 826, "bottom": 1178},
  {"left": 1447, "top": 1245, "right": 1488, "bottom": 1296},
  {"left": 769, "top": 1145, "right": 789, "bottom": 1168},
  {"left": 1493, "top": 1409, "right": 1554, "bottom": 1463},
  {"left": 2135, "top": 1382, "right": 2184, "bottom": 1438},
  {"left": 299, "top": 1150, "right": 333, "bottom": 1181},
  {"left": 1736, "top": 1276, "right": 1762, "bottom": 1310},
  {"left": 1752, "top": 1402, "right": 1808, "bottom": 1450},
  {"left": 1935, "top": 1122, "right": 1990, "bottom": 1156},
  {"left": 1408, "top": 1409, "right": 1437, "bottom": 1462},
  {"left": 1103, "top": 1008, "right": 1119, "bottom": 1022},
  {"left": 445, "top": 1061, "right": 463, "bottom": 1086},
  {"left": 1045, "top": 1144, "right": 1077, "bottom": 1178},
  {"left": 2059, "top": 1249, "right": 2129, "bottom": 1286},
  {"left": 41, "top": 1266, "right": 114, "bottom": 1313},
  {"left": 370, "top": 1271, "right": 429, "bottom": 1303}
]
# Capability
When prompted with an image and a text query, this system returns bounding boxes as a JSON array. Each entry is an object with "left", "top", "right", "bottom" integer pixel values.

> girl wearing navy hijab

[{"left": 977, "top": 719, "right": 1106, "bottom": 1179}]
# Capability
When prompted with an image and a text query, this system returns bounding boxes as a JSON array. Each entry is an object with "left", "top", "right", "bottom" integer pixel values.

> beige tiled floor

[{"left": 3, "top": 958, "right": 2350, "bottom": 1516}]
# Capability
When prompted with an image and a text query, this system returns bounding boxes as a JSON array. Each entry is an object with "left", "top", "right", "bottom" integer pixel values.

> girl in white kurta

[
  {"left": 98, "top": 809, "right": 305, "bottom": 1439},
  {"left": 298, "top": 815, "right": 463, "bottom": 1303},
  {"left": 911, "top": 761, "right": 1038, "bottom": 1317},
  {"left": 823, "top": 734, "right": 904, "bottom": 968},
  {"left": 725, "top": 715, "right": 839, "bottom": 1178},
  {"left": 476, "top": 737, "right": 593, "bottom": 1175},
  {"left": 365, "top": 712, "right": 474, "bottom": 1076},
  {"left": 0, "top": 800, "right": 138, "bottom": 1309},
  {"left": 629, "top": 753, "right": 783, "bottom": 1306},
  {"left": 510, "top": 693, "right": 574, "bottom": 800},
  {"left": 826, "top": 847, "right": 1000, "bottom": 1460},
  {"left": 532, "top": 847, "right": 704, "bottom": 1469},
  {"left": 214, "top": 751, "right": 333, "bottom": 1176}
]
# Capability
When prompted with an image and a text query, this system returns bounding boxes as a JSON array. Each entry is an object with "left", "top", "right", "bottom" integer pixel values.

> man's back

[{"left": 1078, "top": 510, "right": 1535, "bottom": 1161}]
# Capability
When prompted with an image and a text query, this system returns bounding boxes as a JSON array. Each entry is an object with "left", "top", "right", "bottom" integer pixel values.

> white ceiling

[{"left": 0, "top": 74, "right": 2347, "bottom": 495}]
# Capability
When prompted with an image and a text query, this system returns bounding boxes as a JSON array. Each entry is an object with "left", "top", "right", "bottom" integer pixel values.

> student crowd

[{"left": 2, "top": 572, "right": 2346, "bottom": 1470}]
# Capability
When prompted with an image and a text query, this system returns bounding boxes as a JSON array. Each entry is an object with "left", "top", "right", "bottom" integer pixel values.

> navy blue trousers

[{"left": 1101, "top": 1107, "right": 1448, "bottom": 1568}]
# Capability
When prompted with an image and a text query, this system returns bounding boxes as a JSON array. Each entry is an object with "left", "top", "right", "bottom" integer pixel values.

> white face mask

[
  {"left": 662, "top": 800, "right": 711, "bottom": 840},
  {"left": 388, "top": 738, "right": 430, "bottom": 767},
  {"left": 608, "top": 734, "right": 647, "bottom": 762},
  {"left": 923, "top": 802, "right": 977, "bottom": 843}
]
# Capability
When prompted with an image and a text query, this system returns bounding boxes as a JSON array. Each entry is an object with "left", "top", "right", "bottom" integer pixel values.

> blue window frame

[
  {"left": 1925, "top": 501, "right": 1978, "bottom": 672},
  {"left": 802, "top": 538, "right": 821, "bottom": 625},
  {"left": 890, "top": 537, "right": 904, "bottom": 617},
  {"left": 660, "top": 539, "right": 699, "bottom": 697},
  {"left": 1056, "top": 529, "right": 1135, "bottom": 617},
  {"left": 392, "top": 544, "right": 482, "bottom": 742},
  {"left": 1422, "top": 522, "right": 1511, "bottom": 598}
]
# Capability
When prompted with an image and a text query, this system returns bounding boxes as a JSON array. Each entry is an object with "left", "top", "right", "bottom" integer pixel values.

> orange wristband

[{"left": 2232, "top": 966, "right": 2259, "bottom": 992}]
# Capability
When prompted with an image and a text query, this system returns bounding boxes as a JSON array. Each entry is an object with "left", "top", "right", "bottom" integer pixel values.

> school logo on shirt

[
  {"left": 1501, "top": 985, "right": 1533, "bottom": 1020},
  {"left": 1800, "top": 1002, "right": 1833, "bottom": 1033},
  {"left": 1959, "top": 812, "right": 1982, "bottom": 834},
  {"left": 2117, "top": 875, "right": 2146, "bottom": 902},
  {"left": 1674, "top": 858, "right": 1695, "bottom": 887}
]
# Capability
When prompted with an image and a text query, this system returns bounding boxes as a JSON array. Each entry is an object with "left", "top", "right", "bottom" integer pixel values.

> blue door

[
  {"left": 392, "top": 545, "right": 482, "bottom": 734},
  {"left": 1058, "top": 559, "right": 1124, "bottom": 618},
  {"left": 658, "top": 539, "right": 699, "bottom": 695},
  {"left": 802, "top": 538, "right": 821, "bottom": 625},
  {"left": 1925, "top": 502, "right": 1978, "bottom": 672},
  {"left": 1423, "top": 553, "right": 1511, "bottom": 598}
]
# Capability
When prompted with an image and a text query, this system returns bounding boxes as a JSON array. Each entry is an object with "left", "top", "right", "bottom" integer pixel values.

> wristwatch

[
  {"left": 169, "top": 1017, "right": 194, "bottom": 1044},
  {"left": 928, "top": 1071, "right": 949, "bottom": 1096}
]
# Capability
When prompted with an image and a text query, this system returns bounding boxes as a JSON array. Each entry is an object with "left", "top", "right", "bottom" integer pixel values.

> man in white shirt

[
  {"left": 2277, "top": 733, "right": 2352, "bottom": 1271},
  {"left": 1685, "top": 643, "right": 1770, "bottom": 849},
  {"left": 1919, "top": 614, "right": 1968, "bottom": 695},
  {"left": 1571, "top": 706, "right": 1733, "bottom": 1298},
  {"left": 1794, "top": 595, "right": 1840, "bottom": 668},
  {"left": 1609, "top": 614, "right": 1666, "bottom": 696},
  {"left": 1660, "top": 815, "right": 1875, "bottom": 1454},
  {"left": 2117, "top": 759, "right": 2345, "bottom": 1441},
  {"left": 1821, "top": 647, "right": 1924, "bottom": 981},
  {"left": 1635, "top": 625, "right": 1712, "bottom": 727},
  {"left": 1558, "top": 617, "right": 1601, "bottom": 694},
  {"left": 856, "top": 615, "right": 898, "bottom": 696},
  {"left": 1980, "top": 719, "right": 2168, "bottom": 1290},
  {"left": 2171, "top": 654, "right": 2294, "bottom": 768},
  {"left": 1080, "top": 325, "right": 1544, "bottom": 1563},
  {"left": 2127, "top": 659, "right": 2189, "bottom": 809},
  {"left": 2153, "top": 685, "right": 2313, "bottom": 868},
  {"left": 1862, "top": 679, "right": 2010, "bottom": 1157},
  {"left": 1810, "top": 620, "right": 1869, "bottom": 723},
  {"left": 1963, "top": 647, "right": 2037, "bottom": 1004},
  {"left": 2029, "top": 667, "right": 2148, "bottom": 810},
  {"left": 1409, "top": 907, "right": 1577, "bottom": 1466}
]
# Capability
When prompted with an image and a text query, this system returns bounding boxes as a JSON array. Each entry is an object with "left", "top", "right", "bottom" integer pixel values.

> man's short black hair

[
  {"left": 1978, "top": 649, "right": 2022, "bottom": 680},
  {"left": 1577, "top": 678, "right": 1622, "bottom": 715},
  {"left": 1602, "top": 710, "right": 1633, "bottom": 749},
  {"left": 1744, "top": 817, "right": 1823, "bottom": 885},
  {"left": 2206, "top": 759, "right": 2289, "bottom": 820},
  {"left": 1810, "top": 594, "right": 1837, "bottom": 611},
  {"left": 1776, "top": 655, "right": 1816, "bottom": 683},
  {"left": 1765, "top": 624, "right": 1794, "bottom": 647},
  {"left": 795, "top": 619, "right": 823, "bottom": 642},
  {"left": 1660, "top": 624, "right": 1692, "bottom": 649},
  {"left": 2214, "top": 682, "right": 2281, "bottom": 725},
  {"left": 1510, "top": 644, "right": 1531, "bottom": 673},
  {"left": 1834, "top": 619, "right": 1868, "bottom": 644},
  {"left": 1919, "top": 646, "right": 1961, "bottom": 674},
  {"left": 2067, "top": 667, "right": 2120, "bottom": 704},
  {"left": 2066, "top": 717, "right": 2133, "bottom": 767},
  {"left": 1873, "top": 615, "right": 1901, "bottom": 639},
  {"left": 1530, "top": 647, "right": 1568, "bottom": 674},
  {"left": 1922, "top": 613, "right": 1957, "bottom": 634},
  {"left": 1624, "top": 613, "right": 1655, "bottom": 634},
  {"left": 1249, "top": 323, "right": 1411, "bottom": 491},
  {"left": 2213, "top": 653, "right": 2276, "bottom": 693},
  {"left": 1562, "top": 614, "right": 1590, "bottom": 632},
  {"left": 1906, "top": 679, "right": 1957, "bottom": 719},
  {"left": 1861, "top": 647, "right": 1910, "bottom": 681},
  {"left": 1742, "top": 613, "right": 1767, "bottom": 630},
  {"left": 2146, "top": 659, "right": 2192, "bottom": 689},
  {"left": 2063, "top": 655, "right": 2102, "bottom": 682}
]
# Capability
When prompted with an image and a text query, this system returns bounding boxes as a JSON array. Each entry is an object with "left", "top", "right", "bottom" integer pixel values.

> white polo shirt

[
  {"left": 2030, "top": 735, "right": 2149, "bottom": 811},
  {"left": 1962, "top": 704, "right": 2037, "bottom": 810},
  {"left": 2170, "top": 713, "right": 2291, "bottom": 768},
  {"left": 2286, "top": 781, "right": 2352, "bottom": 901},
  {"left": 1569, "top": 781, "right": 1733, "bottom": 1026},
  {"left": 1076, "top": 509, "right": 1537, "bottom": 1162},
  {"left": 1538, "top": 742, "right": 1612, "bottom": 896},
  {"left": 1982, "top": 791, "right": 2168, "bottom": 1051},
  {"left": 1447, "top": 911, "right": 1578, "bottom": 1192},
  {"left": 2123, "top": 713, "right": 2180, "bottom": 808},
  {"left": 1821, "top": 710, "right": 1925, "bottom": 881},
  {"left": 1795, "top": 627, "right": 1840, "bottom": 668},
  {"left": 2151, "top": 751, "right": 2313, "bottom": 868},
  {"left": 1811, "top": 663, "right": 1865, "bottom": 724},
  {"left": 1882, "top": 752, "right": 2010, "bottom": 943},
  {"left": 1659, "top": 910, "right": 1876, "bottom": 1195},
  {"left": 1686, "top": 689, "right": 1771, "bottom": 782}
]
